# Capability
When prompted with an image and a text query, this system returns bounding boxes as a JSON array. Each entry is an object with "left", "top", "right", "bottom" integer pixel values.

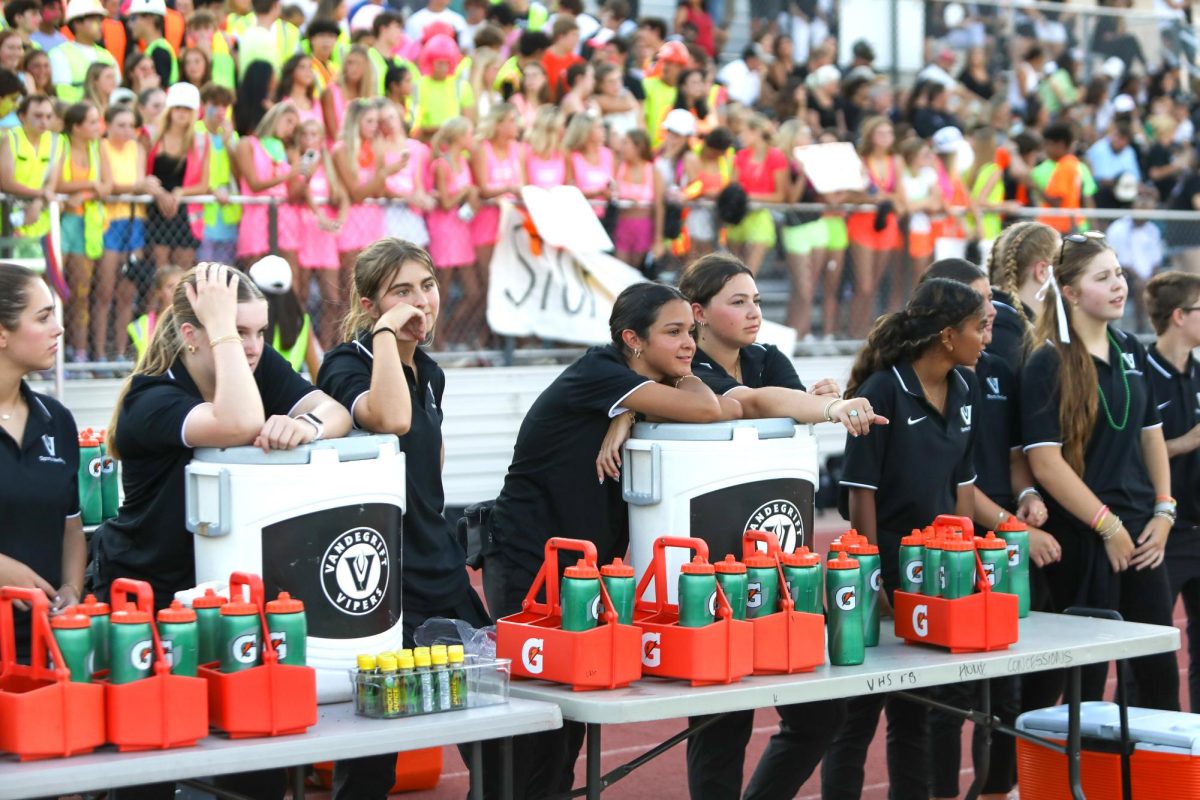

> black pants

[
  {"left": 1044, "top": 520, "right": 1180, "bottom": 710},
  {"left": 483, "top": 554, "right": 586, "bottom": 798},
  {"left": 927, "top": 677, "right": 1020, "bottom": 797},
  {"left": 1166, "top": 527, "right": 1200, "bottom": 712},
  {"left": 332, "top": 589, "right": 499, "bottom": 800},
  {"left": 684, "top": 699, "right": 845, "bottom": 800}
]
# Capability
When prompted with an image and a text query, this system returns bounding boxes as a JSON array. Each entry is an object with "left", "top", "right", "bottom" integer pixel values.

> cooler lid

[
  {"left": 630, "top": 418, "right": 797, "bottom": 442},
  {"left": 1017, "top": 702, "right": 1200, "bottom": 752},
  {"left": 192, "top": 432, "right": 399, "bottom": 465}
]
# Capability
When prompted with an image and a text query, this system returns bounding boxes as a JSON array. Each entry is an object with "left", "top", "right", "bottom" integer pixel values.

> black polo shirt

[
  {"left": 0, "top": 382, "right": 79, "bottom": 651},
  {"left": 1146, "top": 344, "right": 1200, "bottom": 527},
  {"left": 489, "top": 345, "right": 652, "bottom": 575},
  {"left": 692, "top": 343, "right": 806, "bottom": 393},
  {"left": 1021, "top": 327, "right": 1160, "bottom": 527},
  {"left": 95, "top": 347, "right": 316, "bottom": 601},
  {"left": 988, "top": 289, "right": 1035, "bottom": 370},
  {"left": 975, "top": 351, "right": 1021, "bottom": 510},
  {"left": 318, "top": 334, "right": 471, "bottom": 614},
  {"left": 839, "top": 362, "right": 980, "bottom": 537}
]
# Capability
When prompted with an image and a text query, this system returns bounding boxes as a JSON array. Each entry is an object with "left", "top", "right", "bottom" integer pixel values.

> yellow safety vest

[
  {"left": 193, "top": 122, "right": 243, "bottom": 229},
  {"left": 128, "top": 312, "right": 156, "bottom": 363},
  {"left": 273, "top": 314, "right": 310, "bottom": 373},
  {"left": 62, "top": 139, "right": 106, "bottom": 259},
  {"left": 55, "top": 42, "right": 116, "bottom": 103},
  {"left": 8, "top": 127, "right": 59, "bottom": 238}
]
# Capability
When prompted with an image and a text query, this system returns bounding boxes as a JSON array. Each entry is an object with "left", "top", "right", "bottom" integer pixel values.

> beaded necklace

[{"left": 1098, "top": 331, "right": 1131, "bottom": 431}]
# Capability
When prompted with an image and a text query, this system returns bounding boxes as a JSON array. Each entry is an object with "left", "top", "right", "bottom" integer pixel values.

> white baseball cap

[
  {"left": 165, "top": 82, "right": 200, "bottom": 111},
  {"left": 1114, "top": 172, "right": 1139, "bottom": 203},
  {"left": 931, "top": 125, "right": 965, "bottom": 154},
  {"left": 1112, "top": 93, "right": 1136, "bottom": 114},
  {"left": 249, "top": 256, "right": 293, "bottom": 295},
  {"left": 64, "top": 0, "right": 105, "bottom": 22},
  {"left": 127, "top": 0, "right": 166, "bottom": 16},
  {"left": 663, "top": 108, "right": 697, "bottom": 137}
]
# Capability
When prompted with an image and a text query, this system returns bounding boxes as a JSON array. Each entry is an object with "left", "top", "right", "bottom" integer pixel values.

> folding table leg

[
  {"left": 587, "top": 723, "right": 602, "bottom": 800},
  {"left": 501, "top": 736, "right": 514, "bottom": 800},
  {"left": 470, "top": 741, "right": 484, "bottom": 800},
  {"left": 290, "top": 766, "right": 306, "bottom": 800},
  {"left": 1067, "top": 666, "right": 1085, "bottom": 800},
  {"left": 963, "top": 679, "right": 992, "bottom": 800}
]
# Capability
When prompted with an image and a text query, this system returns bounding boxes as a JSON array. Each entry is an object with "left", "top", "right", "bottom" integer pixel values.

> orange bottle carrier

[{"left": 741, "top": 530, "right": 825, "bottom": 675}]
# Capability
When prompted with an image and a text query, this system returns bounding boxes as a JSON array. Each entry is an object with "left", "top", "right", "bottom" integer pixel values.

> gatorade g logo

[
  {"left": 905, "top": 560, "right": 923, "bottom": 585},
  {"left": 88, "top": 456, "right": 103, "bottom": 479},
  {"left": 707, "top": 590, "right": 718, "bottom": 617},
  {"left": 983, "top": 562, "right": 997, "bottom": 586},
  {"left": 271, "top": 631, "right": 288, "bottom": 661},
  {"left": 834, "top": 586, "right": 856, "bottom": 611},
  {"left": 1007, "top": 544, "right": 1020, "bottom": 567},
  {"left": 161, "top": 639, "right": 174, "bottom": 667},
  {"left": 101, "top": 455, "right": 114, "bottom": 475},
  {"left": 321, "top": 526, "right": 390, "bottom": 616},
  {"left": 232, "top": 633, "right": 258, "bottom": 665},
  {"left": 588, "top": 595, "right": 602, "bottom": 623},
  {"left": 938, "top": 565, "right": 946, "bottom": 590},
  {"left": 521, "top": 638, "right": 544, "bottom": 674},
  {"left": 132, "top": 639, "right": 153, "bottom": 671},
  {"left": 913, "top": 604, "right": 929, "bottom": 638},
  {"left": 747, "top": 582, "right": 763, "bottom": 609},
  {"left": 744, "top": 499, "right": 805, "bottom": 553},
  {"left": 869, "top": 568, "right": 882, "bottom": 592},
  {"left": 641, "top": 631, "right": 661, "bottom": 667}
]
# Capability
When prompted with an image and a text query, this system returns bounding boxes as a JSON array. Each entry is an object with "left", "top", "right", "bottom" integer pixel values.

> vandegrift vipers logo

[
  {"left": 521, "top": 638, "right": 544, "bottom": 674},
  {"left": 744, "top": 499, "right": 804, "bottom": 552},
  {"left": 321, "top": 527, "right": 390, "bottom": 616},
  {"left": 834, "top": 586, "right": 856, "bottom": 611},
  {"left": 913, "top": 604, "right": 929, "bottom": 637}
]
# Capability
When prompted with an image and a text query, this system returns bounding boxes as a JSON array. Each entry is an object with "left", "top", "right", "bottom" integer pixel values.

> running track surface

[{"left": 310, "top": 512, "right": 1193, "bottom": 800}]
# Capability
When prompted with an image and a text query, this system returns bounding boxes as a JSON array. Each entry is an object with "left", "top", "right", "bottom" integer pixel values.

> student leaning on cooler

[
  {"left": 1020, "top": 232, "right": 1179, "bottom": 711},
  {"left": 319, "top": 238, "right": 499, "bottom": 799},
  {"left": 824, "top": 278, "right": 988, "bottom": 800},
  {"left": 0, "top": 263, "right": 86, "bottom": 659},
  {"left": 1144, "top": 271, "right": 1200, "bottom": 713},
  {"left": 667, "top": 253, "right": 883, "bottom": 800},
  {"left": 485, "top": 282, "right": 743, "bottom": 798}
]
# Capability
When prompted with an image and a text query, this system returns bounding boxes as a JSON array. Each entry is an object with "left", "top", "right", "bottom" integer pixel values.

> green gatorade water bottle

[
  {"left": 997, "top": 518, "right": 1031, "bottom": 617},
  {"left": 940, "top": 539, "right": 977, "bottom": 599},
  {"left": 77, "top": 434, "right": 103, "bottom": 525},
  {"left": 600, "top": 559, "right": 636, "bottom": 625},
  {"left": 899, "top": 531, "right": 926, "bottom": 594},
  {"left": 265, "top": 592, "right": 307, "bottom": 666},
  {"left": 780, "top": 548, "right": 822, "bottom": 615},
  {"left": 561, "top": 559, "right": 602, "bottom": 632},
  {"left": 975, "top": 532, "right": 1009, "bottom": 592},
  {"left": 923, "top": 535, "right": 945, "bottom": 597},
  {"left": 50, "top": 608, "right": 92, "bottom": 683},
  {"left": 192, "top": 588, "right": 227, "bottom": 666},
  {"left": 78, "top": 594, "right": 110, "bottom": 672},
  {"left": 678, "top": 556, "right": 717, "bottom": 628},
  {"left": 109, "top": 608, "right": 155, "bottom": 684},
  {"left": 448, "top": 644, "right": 468, "bottom": 709},
  {"left": 157, "top": 600, "right": 198, "bottom": 677},
  {"left": 743, "top": 554, "right": 779, "bottom": 618},
  {"left": 847, "top": 540, "right": 881, "bottom": 647},
  {"left": 713, "top": 555, "right": 748, "bottom": 620},
  {"left": 825, "top": 552, "right": 864, "bottom": 666},
  {"left": 219, "top": 601, "right": 260, "bottom": 672},
  {"left": 97, "top": 430, "right": 119, "bottom": 520}
]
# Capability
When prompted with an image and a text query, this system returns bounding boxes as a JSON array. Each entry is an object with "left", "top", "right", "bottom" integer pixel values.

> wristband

[
  {"left": 209, "top": 334, "right": 241, "bottom": 348},
  {"left": 298, "top": 412, "right": 324, "bottom": 441},
  {"left": 1017, "top": 487, "right": 1042, "bottom": 504},
  {"left": 1091, "top": 504, "right": 1110, "bottom": 531},
  {"left": 372, "top": 327, "right": 397, "bottom": 339},
  {"left": 1156, "top": 495, "right": 1176, "bottom": 504}
]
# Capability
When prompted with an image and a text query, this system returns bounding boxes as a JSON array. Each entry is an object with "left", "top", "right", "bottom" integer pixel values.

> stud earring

[
  {"left": 634, "top": 348, "right": 642, "bottom": 359},
  {"left": 187, "top": 344, "right": 197, "bottom": 354}
]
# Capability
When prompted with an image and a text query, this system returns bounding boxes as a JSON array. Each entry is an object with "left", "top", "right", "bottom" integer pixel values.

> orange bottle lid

[
  {"left": 110, "top": 609, "right": 152, "bottom": 624},
  {"left": 743, "top": 554, "right": 776, "bottom": 569},
  {"left": 680, "top": 555, "right": 715, "bottom": 575},
  {"left": 847, "top": 541, "right": 879, "bottom": 555},
  {"left": 157, "top": 599, "right": 197, "bottom": 623},
  {"left": 600, "top": 558, "right": 635, "bottom": 578},
  {"left": 191, "top": 588, "right": 228, "bottom": 609},
  {"left": 941, "top": 539, "right": 976, "bottom": 552},
  {"left": 997, "top": 517, "right": 1028, "bottom": 532},
  {"left": 78, "top": 594, "right": 110, "bottom": 615},
  {"left": 781, "top": 551, "right": 820, "bottom": 567},
  {"left": 564, "top": 559, "right": 599, "bottom": 579},
  {"left": 220, "top": 601, "right": 259, "bottom": 616},
  {"left": 826, "top": 551, "right": 860, "bottom": 570},
  {"left": 265, "top": 591, "right": 305, "bottom": 614},
  {"left": 713, "top": 554, "right": 746, "bottom": 574},
  {"left": 50, "top": 610, "right": 90, "bottom": 629},
  {"left": 900, "top": 531, "right": 925, "bottom": 546},
  {"left": 975, "top": 532, "right": 1007, "bottom": 550}
]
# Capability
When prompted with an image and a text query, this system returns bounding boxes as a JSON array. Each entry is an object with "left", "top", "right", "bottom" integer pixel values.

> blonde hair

[
  {"left": 296, "top": 117, "right": 344, "bottom": 200},
  {"left": 109, "top": 266, "right": 264, "bottom": 458},
  {"left": 524, "top": 104, "right": 563, "bottom": 157},
  {"left": 84, "top": 62, "right": 115, "bottom": 111},
  {"left": 254, "top": 100, "right": 299, "bottom": 140},
  {"left": 338, "top": 44, "right": 378, "bottom": 99},
  {"left": 562, "top": 111, "right": 599, "bottom": 152},
  {"left": 342, "top": 238, "right": 437, "bottom": 341},
  {"left": 774, "top": 119, "right": 811, "bottom": 156},
  {"left": 476, "top": 101, "right": 516, "bottom": 142},
  {"left": 985, "top": 221, "right": 1060, "bottom": 356},
  {"left": 430, "top": 115, "right": 470, "bottom": 159},
  {"left": 154, "top": 103, "right": 197, "bottom": 160},
  {"left": 341, "top": 98, "right": 376, "bottom": 171},
  {"left": 469, "top": 47, "right": 502, "bottom": 97},
  {"left": 857, "top": 115, "right": 893, "bottom": 157}
]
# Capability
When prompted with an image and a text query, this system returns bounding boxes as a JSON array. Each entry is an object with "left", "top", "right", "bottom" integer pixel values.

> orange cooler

[{"left": 1016, "top": 702, "right": 1200, "bottom": 799}]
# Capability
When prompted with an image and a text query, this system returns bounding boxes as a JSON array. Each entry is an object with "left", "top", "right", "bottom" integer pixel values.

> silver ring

[{"left": 848, "top": 409, "right": 859, "bottom": 417}]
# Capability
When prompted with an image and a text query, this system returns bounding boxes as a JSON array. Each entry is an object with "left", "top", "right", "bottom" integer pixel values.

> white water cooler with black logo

[
  {"left": 624, "top": 419, "right": 819, "bottom": 602},
  {"left": 185, "top": 435, "right": 405, "bottom": 702}
]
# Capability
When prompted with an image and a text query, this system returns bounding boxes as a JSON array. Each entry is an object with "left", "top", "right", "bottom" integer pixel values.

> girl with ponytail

[
  {"left": 1020, "top": 233, "right": 1179, "bottom": 710},
  {"left": 985, "top": 220, "right": 1059, "bottom": 366},
  {"left": 825, "top": 277, "right": 989, "bottom": 800}
]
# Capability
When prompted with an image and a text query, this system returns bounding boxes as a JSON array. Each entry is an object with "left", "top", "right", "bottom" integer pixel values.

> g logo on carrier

[
  {"left": 521, "top": 638, "right": 544, "bottom": 674},
  {"left": 322, "top": 527, "right": 390, "bottom": 616},
  {"left": 744, "top": 499, "right": 804, "bottom": 552},
  {"left": 913, "top": 604, "right": 929, "bottom": 638}
]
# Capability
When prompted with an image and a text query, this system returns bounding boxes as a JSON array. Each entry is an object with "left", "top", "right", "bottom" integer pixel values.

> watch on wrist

[{"left": 299, "top": 412, "right": 324, "bottom": 441}]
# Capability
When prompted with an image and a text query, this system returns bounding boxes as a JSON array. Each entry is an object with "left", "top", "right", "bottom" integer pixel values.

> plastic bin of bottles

[
  {"left": 740, "top": 531, "right": 825, "bottom": 675},
  {"left": 350, "top": 654, "right": 511, "bottom": 719}
]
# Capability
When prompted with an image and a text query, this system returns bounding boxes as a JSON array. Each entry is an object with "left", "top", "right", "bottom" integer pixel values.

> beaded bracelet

[{"left": 1091, "top": 504, "right": 1110, "bottom": 532}]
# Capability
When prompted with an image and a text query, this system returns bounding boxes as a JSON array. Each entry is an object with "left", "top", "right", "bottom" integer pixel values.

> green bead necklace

[{"left": 1098, "top": 331, "right": 1131, "bottom": 432}]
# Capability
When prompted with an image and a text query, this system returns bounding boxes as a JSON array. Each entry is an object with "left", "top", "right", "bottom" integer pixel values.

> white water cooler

[
  {"left": 185, "top": 435, "right": 405, "bottom": 703},
  {"left": 623, "top": 419, "right": 819, "bottom": 603}
]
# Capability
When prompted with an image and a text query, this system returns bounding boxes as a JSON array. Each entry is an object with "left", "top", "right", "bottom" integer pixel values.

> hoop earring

[{"left": 634, "top": 348, "right": 642, "bottom": 359}]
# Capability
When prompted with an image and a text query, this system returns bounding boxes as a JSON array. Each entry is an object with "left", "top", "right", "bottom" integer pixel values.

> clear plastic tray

[{"left": 349, "top": 656, "right": 511, "bottom": 719}]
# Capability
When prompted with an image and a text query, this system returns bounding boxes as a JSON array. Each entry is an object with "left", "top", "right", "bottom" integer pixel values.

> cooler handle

[
  {"left": 742, "top": 529, "right": 782, "bottom": 559},
  {"left": 518, "top": 538, "right": 600, "bottom": 619},
  {"left": 228, "top": 571, "right": 279, "bottom": 665},
  {"left": 185, "top": 464, "right": 232, "bottom": 537},
  {"left": 933, "top": 514, "right": 974, "bottom": 541},
  {"left": 621, "top": 442, "right": 661, "bottom": 506},
  {"left": 634, "top": 536, "right": 714, "bottom": 615},
  {"left": 110, "top": 578, "right": 172, "bottom": 677},
  {"left": 0, "top": 587, "right": 69, "bottom": 683}
]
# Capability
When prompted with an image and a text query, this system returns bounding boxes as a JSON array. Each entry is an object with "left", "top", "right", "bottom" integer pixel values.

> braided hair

[
  {"left": 846, "top": 278, "right": 986, "bottom": 397},
  {"left": 986, "top": 221, "right": 1059, "bottom": 356}
]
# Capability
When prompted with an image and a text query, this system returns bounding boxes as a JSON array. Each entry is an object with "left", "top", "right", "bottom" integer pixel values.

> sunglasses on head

[{"left": 1057, "top": 230, "right": 1106, "bottom": 265}]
